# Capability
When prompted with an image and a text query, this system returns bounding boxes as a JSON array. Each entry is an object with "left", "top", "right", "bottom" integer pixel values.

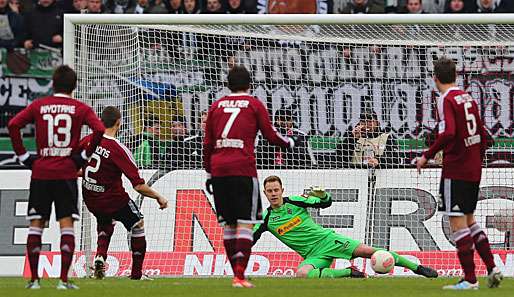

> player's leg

[
  {"left": 53, "top": 179, "right": 80, "bottom": 290},
  {"left": 129, "top": 220, "right": 146, "bottom": 280},
  {"left": 300, "top": 234, "right": 366, "bottom": 278},
  {"left": 94, "top": 216, "right": 115, "bottom": 279},
  {"left": 441, "top": 179, "right": 478, "bottom": 290},
  {"left": 468, "top": 213, "right": 503, "bottom": 288},
  {"left": 26, "top": 219, "right": 45, "bottom": 289},
  {"left": 297, "top": 258, "right": 364, "bottom": 279},
  {"left": 25, "top": 179, "right": 52, "bottom": 289},
  {"left": 211, "top": 177, "right": 239, "bottom": 276},
  {"left": 232, "top": 177, "right": 261, "bottom": 286},
  {"left": 352, "top": 244, "right": 436, "bottom": 277},
  {"left": 115, "top": 199, "right": 146, "bottom": 280}
]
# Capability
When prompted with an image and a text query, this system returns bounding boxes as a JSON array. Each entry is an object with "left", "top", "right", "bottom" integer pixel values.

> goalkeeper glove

[{"left": 308, "top": 186, "right": 327, "bottom": 198}]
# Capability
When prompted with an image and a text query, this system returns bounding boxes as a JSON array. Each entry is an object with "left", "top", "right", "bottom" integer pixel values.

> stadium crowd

[{"left": 0, "top": 0, "right": 513, "bottom": 50}]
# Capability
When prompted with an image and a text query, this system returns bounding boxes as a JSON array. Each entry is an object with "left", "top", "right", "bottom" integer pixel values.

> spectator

[
  {"left": 105, "top": 0, "right": 133, "bottom": 13},
  {"left": 202, "top": 0, "right": 224, "bottom": 13},
  {"left": 182, "top": 110, "right": 207, "bottom": 169},
  {"left": 444, "top": 0, "right": 469, "bottom": 12},
  {"left": 404, "top": 0, "right": 425, "bottom": 13},
  {"left": 474, "top": 0, "right": 511, "bottom": 13},
  {"left": 390, "top": 0, "right": 445, "bottom": 12},
  {"left": 85, "top": 0, "right": 108, "bottom": 12},
  {"left": 58, "top": 0, "right": 87, "bottom": 13},
  {"left": 167, "top": 115, "right": 194, "bottom": 170},
  {"left": 227, "top": 0, "right": 246, "bottom": 13},
  {"left": 126, "top": 0, "right": 151, "bottom": 13},
  {"left": 23, "top": 0, "right": 63, "bottom": 50},
  {"left": 133, "top": 116, "right": 162, "bottom": 168},
  {"left": 165, "top": 0, "right": 182, "bottom": 12},
  {"left": 335, "top": 111, "right": 401, "bottom": 169},
  {"left": 0, "top": 0, "right": 24, "bottom": 49},
  {"left": 340, "top": 0, "right": 384, "bottom": 13},
  {"left": 147, "top": 0, "right": 168, "bottom": 12},
  {"left": 257, "top": 109, "right": 315, "bottom": 169},
  {"left": 182, "top": 0, "right": 200, "bottom": 13}
]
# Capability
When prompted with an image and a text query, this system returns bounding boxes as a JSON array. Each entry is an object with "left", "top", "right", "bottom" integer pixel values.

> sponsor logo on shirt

[{"left": 276, "top": 216, "right": 302, "bottom": 236}]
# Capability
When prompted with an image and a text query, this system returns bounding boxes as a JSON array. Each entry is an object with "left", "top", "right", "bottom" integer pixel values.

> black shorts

[
  {"left": 94, "top": 200, "right": 143, "bottom": 231},
  {"left": 27, "top": 179, "right": 79, "bottom": 221},
  {"left": 438, "top": 178, "right": 479, "bottom": 216},
  {"left": 212, "top": 176, "right": 262, "bottom": 225}
]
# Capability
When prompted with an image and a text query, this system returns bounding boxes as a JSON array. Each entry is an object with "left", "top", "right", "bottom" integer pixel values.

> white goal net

[{"left": 65, "top": 14, "right": 514, "bottom": 278}]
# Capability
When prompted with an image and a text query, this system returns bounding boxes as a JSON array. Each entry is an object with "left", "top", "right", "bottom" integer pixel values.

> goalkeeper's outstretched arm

[{"left": 286, "top": 188, "right": 332, "bottom": 209}]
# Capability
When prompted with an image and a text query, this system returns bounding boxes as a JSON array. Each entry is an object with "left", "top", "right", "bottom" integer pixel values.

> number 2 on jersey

[
  {"left": 221, "top": 107, "right": 240, "bottom": 138},
  {"left": 84, "top": 153, "right": 101, "bottom": 184}
]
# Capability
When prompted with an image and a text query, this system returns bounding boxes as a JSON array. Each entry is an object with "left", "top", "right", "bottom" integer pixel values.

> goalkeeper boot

[
  {"left": 232, "top": 277, "right": 254, "bottom": 288},
  {"left": 487, "top": 267, "right": 503, "bottom": 288},
  {"left": 443, "top": 279, "right": 478, "bottom": 290},
  {"left": 414, "top": 265, "right": 438, "bottom": 278},
  {"left": 93, "top": 256, "right": 105, "bottom": 280},
  {"left": 349, "top": 266, "right": 367, "bottom": 278},
  {"left": 56, "top": 280, "right": 79, "bottom": 290},
  {"left": 25, "top": 279, "right": 40, "bottom": 289}
]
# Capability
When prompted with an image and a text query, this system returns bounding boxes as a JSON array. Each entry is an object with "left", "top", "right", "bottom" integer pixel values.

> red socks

[
  {"left": 27, "top": 227, "right": 43, "bottom": 281},
  {"left": 233, "top": 227, "right": 253, "bottom": 280},
  {"left": 96, "top": 223, "right": 115, "bottom": 260},
  {"left": 469, "top": 223, "right": 496, "bottom": 274},
  {"left": 223, "top": 227, "right": 237, "bottom": 272},
  {"left": 453, "top": 228, "right": 477, "bottom": 284},
  {"left": 130, "top": 226, "right": 146, "bottom": 279},
  {"left": 60, "top": 227, "right": 75, "bottom": 283}
]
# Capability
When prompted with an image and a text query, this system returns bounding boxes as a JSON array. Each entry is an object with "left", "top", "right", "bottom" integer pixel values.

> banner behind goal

[{"left": 64, "top": 15, "right": 514, "bottom": 278}]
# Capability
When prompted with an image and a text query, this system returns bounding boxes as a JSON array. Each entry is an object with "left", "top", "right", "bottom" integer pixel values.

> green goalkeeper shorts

[{"left": 298, "top": 232, "right": 360, "bottom": 269}]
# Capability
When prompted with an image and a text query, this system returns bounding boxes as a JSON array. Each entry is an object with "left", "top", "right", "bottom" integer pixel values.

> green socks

[
  {"left": 374, "top": 248, "right": 418, "bottom": 271},
  {"left": 307, "top": 268, "right": 352, "bottom": 278}
]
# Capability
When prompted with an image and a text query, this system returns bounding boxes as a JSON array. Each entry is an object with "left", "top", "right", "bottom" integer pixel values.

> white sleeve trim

[
  {"left": 81, "top": 150, "right": 88, "bottom": 160},
  {"left": 18, "top": 152, "right": 30, "bottom": 162}
]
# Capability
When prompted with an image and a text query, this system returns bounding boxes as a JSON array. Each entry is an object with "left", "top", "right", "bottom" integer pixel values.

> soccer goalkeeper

[{"left": 253, "top": 175, "right": 438, "bottom": 279}]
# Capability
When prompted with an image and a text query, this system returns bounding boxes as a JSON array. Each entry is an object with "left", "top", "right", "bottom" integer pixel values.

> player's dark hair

[
  {"left": 227, "top": 65, "right": 251, "bottom": 92},
  {"left": 433, "top": 57, "right": 456, "bottom": 84},
  {"left": 52, "top": 65, "right": 77, "bottom": 94},
  {"left": 264, "top": 175, "right": 282, "bottom": 187},
  {"left": 101, "top": 106, "right": 121, "bottom": 128}
]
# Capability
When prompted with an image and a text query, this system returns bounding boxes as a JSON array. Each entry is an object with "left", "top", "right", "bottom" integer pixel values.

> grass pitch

[{"left": 1, "top": 277, "right": 512, "bottom": 297}]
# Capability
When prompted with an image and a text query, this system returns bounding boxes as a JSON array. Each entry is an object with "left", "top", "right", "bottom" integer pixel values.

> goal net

[{"left": 64, "top": 14, "right": 514, "bottom": 278}]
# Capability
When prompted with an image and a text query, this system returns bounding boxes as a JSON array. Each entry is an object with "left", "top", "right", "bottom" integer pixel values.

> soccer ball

[{"left": 371, "top": 250, "right": 395, "bottom": 274}]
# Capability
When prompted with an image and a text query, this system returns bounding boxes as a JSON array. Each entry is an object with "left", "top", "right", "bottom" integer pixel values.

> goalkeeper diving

[{"left": 253, "top": 175, "right": 439, "bottom": 279}]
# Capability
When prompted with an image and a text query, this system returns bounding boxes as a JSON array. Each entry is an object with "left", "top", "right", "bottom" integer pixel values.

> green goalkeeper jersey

[{"left": 253, "top": 193, "right": 333, "bottom": 258}]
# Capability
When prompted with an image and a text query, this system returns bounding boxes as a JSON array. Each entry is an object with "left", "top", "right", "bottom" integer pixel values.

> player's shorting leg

[
  {"left": 25, "top": 222, "right": 43, "bottom": 289},
  {"left": 94, "top": 222, "right": 115, "bottom": 279},
  {"left": 129, "top": 222, "right": 147, "bottom": 280},
  {"left": 469, "top": 222, "right": 503, "bottom": 288},
  {"left": 231, "top": 226, "right": 255, "bottom": 288},
  {"left": 298, "top": 265, "right": 366, "bottom": 279},
  {"left": 354, "top": 245, "right": 438, "bottom": 278}
]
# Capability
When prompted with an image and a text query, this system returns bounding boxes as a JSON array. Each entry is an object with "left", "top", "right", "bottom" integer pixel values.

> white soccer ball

[{"left": 371, "top": 250, "right": 395, "bottom": 274}]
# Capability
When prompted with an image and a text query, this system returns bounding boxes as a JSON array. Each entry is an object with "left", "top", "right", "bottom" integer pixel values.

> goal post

[{"left": 64, "top": 14, "right": 514, "bottom": 278}]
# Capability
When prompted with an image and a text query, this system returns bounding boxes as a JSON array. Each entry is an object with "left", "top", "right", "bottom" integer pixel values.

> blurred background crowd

[{"left": 0, "top": 0, "right": 513, "bottom": 51}]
